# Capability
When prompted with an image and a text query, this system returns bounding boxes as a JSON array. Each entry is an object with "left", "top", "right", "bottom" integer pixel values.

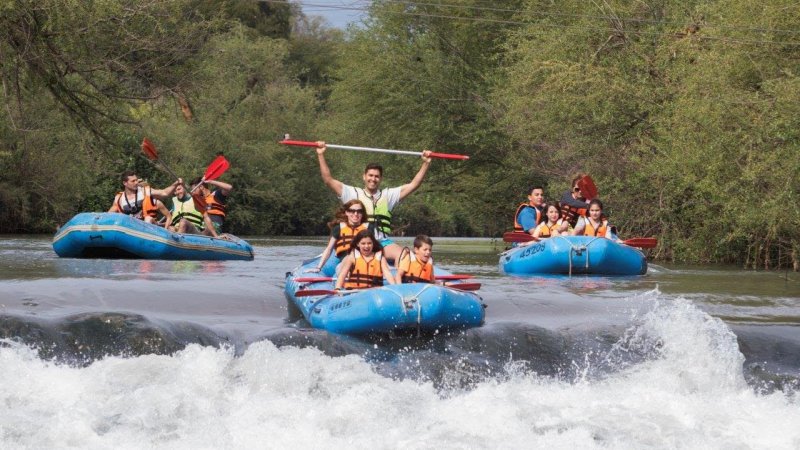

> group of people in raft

[
  {"left": 108, "top": 170, "right": 232, "bottom": 239},
  {"left": 107, "top": 141, "right": 618, "bottom": 291},
  {"left": 514, "top": 176, "right": 620, "bottom": 242}
]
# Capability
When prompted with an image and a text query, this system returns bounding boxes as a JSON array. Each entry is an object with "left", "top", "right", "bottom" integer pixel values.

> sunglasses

[
  {"left": 346, "top": 208, "right": 364, "bottom": 214},
  {"left": 573, "top": 187, "right": 581, "bottom": 192}
]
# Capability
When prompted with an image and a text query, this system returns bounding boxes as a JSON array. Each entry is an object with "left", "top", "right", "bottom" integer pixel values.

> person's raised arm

[
  {"left": 205, "top": 179, "right": 232, "bottom": 196},
  {"left": 316, "top": 142, "right": 344, "bottom": 197},
  {"left": 398, "top": 150, "right": 432, "bottom": 201},
  {"left": 151, "top": 178, "right": 183, "bottom": 199},
  {"left": 310, "top": 236, "right": 337, "bottom": 273},
  {"left": 335, "top": 256, "right": 354, "bottom": 289}
]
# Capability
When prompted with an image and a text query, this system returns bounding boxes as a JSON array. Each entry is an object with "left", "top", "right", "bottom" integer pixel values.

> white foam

[{"left": 1, "top": 298, "right": 798, "bottom": 449}]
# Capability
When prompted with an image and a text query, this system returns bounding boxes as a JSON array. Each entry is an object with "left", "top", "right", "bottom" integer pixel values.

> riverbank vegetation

[{"left": 1, "top": 0, "right": 798, "bottom": 270}]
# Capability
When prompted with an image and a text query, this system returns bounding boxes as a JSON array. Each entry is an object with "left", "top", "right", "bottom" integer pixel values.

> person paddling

[
  {"left": 316, "top": 141, "right": 432, "bottom": 264},
  {"left": 109, "top": 170, "right": 181, "bottom": 223},
  {"left": 309, "top": 200, "right": 370, "bottom": 274},
  {"left": 169, "top": 178, "right": 208, "bottom": 234},
  {"left": 335, "top": 230, "right": 396, "bottom": 290},
  {"left": 558, "top": 173, "right": 591, "bottom": 234}
]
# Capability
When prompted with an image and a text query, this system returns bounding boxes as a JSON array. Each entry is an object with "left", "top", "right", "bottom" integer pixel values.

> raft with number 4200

[
  {"left": 284, "top": 256, "right": 486, "bottom": 335},
  {"left": 500, "top": 235, "right": 647, "bottom": 276},
  {"left": 52, "top": 212, "right": 254, "bottom": 260}
]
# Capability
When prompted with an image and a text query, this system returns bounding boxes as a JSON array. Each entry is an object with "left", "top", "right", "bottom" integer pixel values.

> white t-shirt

[{"left": 339, "top": 183, "right": 402, "bottom": 240}]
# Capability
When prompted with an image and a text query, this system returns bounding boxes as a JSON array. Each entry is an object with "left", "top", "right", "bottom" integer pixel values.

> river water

[{"left": 1, "top": 236, "right": 799, "bottom": 448}]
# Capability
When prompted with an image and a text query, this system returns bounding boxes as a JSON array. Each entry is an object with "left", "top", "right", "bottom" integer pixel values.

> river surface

[{"left": 1, "top": 235, "right": 799, "bottom": 448}]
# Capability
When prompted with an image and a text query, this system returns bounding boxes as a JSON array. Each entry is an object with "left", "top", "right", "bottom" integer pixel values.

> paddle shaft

[
  {"left": 294, "top": 274, "right": 473, "bottom": 283},
  {"left": 503, "top": 231, "right": 657, "bottom": 248},
  {"left": 295, "top": 283, "right": 481, "bottom": 297},
  {"left": 280, "top": 139, "right": 469, "bottom": 160}
]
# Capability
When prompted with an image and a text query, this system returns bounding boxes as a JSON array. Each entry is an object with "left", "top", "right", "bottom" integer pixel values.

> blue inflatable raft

[
  {"left": 52, "top": 213, "right": 254, "bottom": 261},
  {"left": 284, "top": 256, "right": 486, "bottom": 335},
  {"left": 500, "top": 236, "right": 647, "bottom": 276}
]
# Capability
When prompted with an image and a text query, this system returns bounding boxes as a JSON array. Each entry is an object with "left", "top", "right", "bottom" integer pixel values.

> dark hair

[
  {"left": 121, "top": 170, "right": 137, "bottom": 183},
  {"left": 588, "top": 198, "right": 604, "bottom": 211},
  {"left": 528, "top": 186, "right": 544, "bottom": 195},
  {"left": 190, "top": 176, "right": 203, "bottom": 186},
  {"left": 364, "top": 163, "right": 383, "bottom": 176},
  {"left": 543, "top": 203, "right": 560, "bottom": 222},
  {"left": 571, "top": 173, "right": 587, "bottom": 188},
  {"left": 413, "top": 234, "right": 433, "bottom": 249},
  {"left": 328, "top": 199, "right": 367, "bottom": 229},
  {"left": 351, "top": 230, "right": 382, "bottom": 254}
]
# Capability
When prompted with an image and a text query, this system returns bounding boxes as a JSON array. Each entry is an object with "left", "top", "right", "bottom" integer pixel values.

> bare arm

[
  {"left": 157, "top": 202, "right": 171, "bottom": 229},
  {"left": 205, "top": 179, "right": 232, "bottom": 196},
  {"left": 316, "top": 142, "right": 344, "bottom": 197},
  {"left": 151, "top": 179, "right": 183, "bottom": 199},
  {"left": 310, "top": 236, "right": 337, "bottom": 273},
  {"left": 335, "top": 256, "right": 354, "bottom": 289},
  {"left": 381, "top": 258, "right": 397, "bottom": 285},
  {"left": 571, "top": 217, "right": 586, "bottom": 236},
  {"left": 398, "top": 151, "right": 432, "bottom": 201}
]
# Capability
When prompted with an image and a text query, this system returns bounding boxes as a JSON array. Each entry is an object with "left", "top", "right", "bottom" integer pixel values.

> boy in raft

[
  {"left": 309, "top": 199, "right": 370, "bottom": 275},
  {"left": 335, "top": 230, "right": 397, "bottom": 290},
  {"left": 513, "top": 186, "right": 546, "bottom": 235},
  {"left": 395, "top": 234, "right": 435, "bottom": 283}
]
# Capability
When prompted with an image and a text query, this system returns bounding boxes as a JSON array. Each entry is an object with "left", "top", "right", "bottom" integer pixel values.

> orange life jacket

[
  {"left": 334, "top": 222, "right": 369, "bottom": 258},
  {"left": 114, "top": 187, "right": 156, "bottom": 220},
  {"left": 205, "top": 191, "right": 226, "bottom": 218},
  {"left": 583, "top": 218, "right": 608, "bottom": 237},
  {"left": 560, "top": 203, "right": 587, "bottom": 228},
  {"left": 344, "top": 251, "right": 384, "bottom": 289},
  {"left": 398, "top": 250, "right": 434, "bottom": 283},
  {"left": 513, "top": 203, "right": 542, "bottom": 232},
  {"left": 535, "top": 222, "right": 558, "bottom": 238}
]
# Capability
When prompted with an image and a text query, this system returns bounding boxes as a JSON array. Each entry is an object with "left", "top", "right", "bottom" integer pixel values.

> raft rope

[
  {"left": 553, "top": 236, "right": 604, "bottom": 276},
  {"left": 388, "top": 283, "right": 435, "bottom": 337}
]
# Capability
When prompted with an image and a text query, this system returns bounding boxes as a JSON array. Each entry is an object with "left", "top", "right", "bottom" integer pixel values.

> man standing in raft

[{"left": 315, "top": 141, "right": 432, "bottom": 263}]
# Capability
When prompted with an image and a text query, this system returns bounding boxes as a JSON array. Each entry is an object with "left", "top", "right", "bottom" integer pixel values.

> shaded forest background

[{"left": 1, "top": 0, "right": 798, "bottom": 270}]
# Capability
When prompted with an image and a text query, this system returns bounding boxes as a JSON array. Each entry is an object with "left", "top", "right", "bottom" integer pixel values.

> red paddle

[
  {"left": 280, "top": 139, "right": 469, "bottom": 160},
  {"left": 578, "top": 175, "right": 598, "bottom": 200},
  {"left": 503, "top": 231, "right": 657, "bottom": 248},
  {"left": 294, "top": 274, "right": 474, "bottom": 283},
  {"left": 190, "top": 155, "right": 230, "bottom": 193}
]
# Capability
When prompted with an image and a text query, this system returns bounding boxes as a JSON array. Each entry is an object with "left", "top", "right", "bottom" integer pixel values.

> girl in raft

[
  {"left": 335, "top": 230, "right": 396, "bottom": 290},
  {"left": 572, "top": 199, "right": 620, "bottom": 241},
  {"left": 531, "top": 203, "right": 565, "bottom": 239}
]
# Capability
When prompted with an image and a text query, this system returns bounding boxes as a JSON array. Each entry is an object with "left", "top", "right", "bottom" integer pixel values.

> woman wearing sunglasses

[
  {"left": 558, "top": 173, "right": 591, "bottom": 233},
  {"left": 309, "top": 200, "right": 371, "bottom": 274}
]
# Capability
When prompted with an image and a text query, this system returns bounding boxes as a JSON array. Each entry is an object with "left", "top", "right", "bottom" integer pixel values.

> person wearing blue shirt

[{"left": 513, "top": 186, "right": 546, "bottom": 234}]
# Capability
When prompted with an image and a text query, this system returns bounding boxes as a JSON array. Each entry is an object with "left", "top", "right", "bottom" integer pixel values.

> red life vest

[
  {"left": 344, "top": 251, "right": 384, "bottom": 289},
  {"left": 560, "top": 203, "right": 587, "bottom": 228}
]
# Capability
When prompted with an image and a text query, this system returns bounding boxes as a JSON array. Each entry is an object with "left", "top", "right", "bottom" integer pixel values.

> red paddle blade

[
  {"left": 622, "top": 237, "right": 658, "bottom": 249},
  {"left": 191, "top": 192, "right": 207, "bottom": 211},
  {"left": 503, "top": 231, "right": 537, "bottom": 243},
  {"left": 204, "top": 155, "right": 230, "bottom": 181},
  {"left": 434, "top": 274, "right": 474, "bottom": 280},
  {"left": 295, "top": 277, "right": 334, "bottom": 283},
  {"left": 141, "top": 138, "right": 158, "bottom": 160},
  {"left": 578, "top": 175, "right": 598, "bottom": 200},
  {"left": 448, "top": 283, "right": 481, "bottom": 291},
  {"left": 295, "top": 289, "right": 338, "bottom": 297}
]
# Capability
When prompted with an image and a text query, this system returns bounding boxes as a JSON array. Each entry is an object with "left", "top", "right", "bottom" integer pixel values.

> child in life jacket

[
  {"left": 531, "top": 203, "right": 564, "bottom": 239},
  {"left": 335, "top": 230, "right": 396, "bottom": 290},
  {"left": 309, "top": 200, "right": 370, "bottom": 275},
  {"left": 572, "top": 199, "right": 620, "bottom": 241},
  {"left": 395, "top": 235, "right": 435, "bottom": 283}
]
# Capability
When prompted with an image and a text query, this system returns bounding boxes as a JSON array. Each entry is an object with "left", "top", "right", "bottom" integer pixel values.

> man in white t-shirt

[{"left": 315, "top": 142, "right": 432, "bottom": 263}]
